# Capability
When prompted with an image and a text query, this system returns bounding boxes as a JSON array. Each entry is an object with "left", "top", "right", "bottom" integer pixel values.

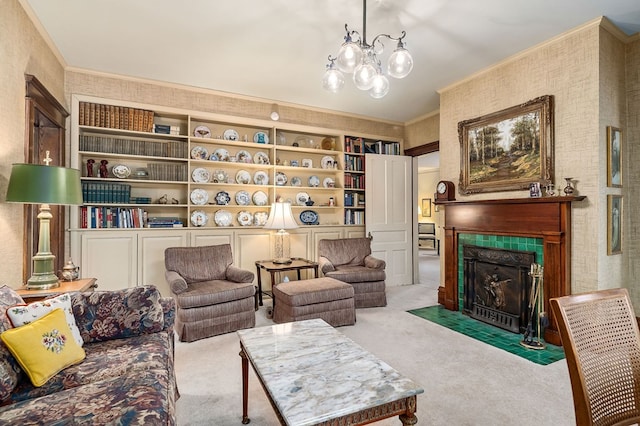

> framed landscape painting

[{"left": 458, "top": 95, "right": 554, "bottom": 194}]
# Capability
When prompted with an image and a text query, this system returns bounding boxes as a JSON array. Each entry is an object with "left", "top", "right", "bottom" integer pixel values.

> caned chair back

[{"left": 550, "top": 288, "right": 640, "bottom": 426}]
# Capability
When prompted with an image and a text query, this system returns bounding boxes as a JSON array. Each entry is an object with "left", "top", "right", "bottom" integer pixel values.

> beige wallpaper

[
  {"left": 0, "top": 0, "right": 66, "bottom": 287},
  {"left": 405, "top": 112, "right": 440, "bottom": 150},
  {"left": 439, "top": 21, "right": 613, "bottom": 296}
]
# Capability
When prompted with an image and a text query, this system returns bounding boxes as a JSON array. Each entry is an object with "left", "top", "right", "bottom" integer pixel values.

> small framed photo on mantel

[{"left": 607, "top": 126, "right": 622, "bottom": 188}]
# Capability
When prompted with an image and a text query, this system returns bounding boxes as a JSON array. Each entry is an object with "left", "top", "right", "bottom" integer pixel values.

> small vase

[{"left": 563, "top": 178, "right": 574, "bottom": 196}]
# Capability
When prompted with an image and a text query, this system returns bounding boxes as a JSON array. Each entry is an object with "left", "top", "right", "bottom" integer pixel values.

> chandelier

[{"left": 322, "top": 0, "right": 414, "bottom": 99}]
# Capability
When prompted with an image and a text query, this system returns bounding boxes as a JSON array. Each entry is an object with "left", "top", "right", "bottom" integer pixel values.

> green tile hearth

[{"left": 408, "top": 305, "right": 565, "bottom": 365}]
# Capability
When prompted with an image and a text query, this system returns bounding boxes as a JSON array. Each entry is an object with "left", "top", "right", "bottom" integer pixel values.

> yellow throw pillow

[{"left": 0, "top": 308, "right": 85, "bottom": 387}]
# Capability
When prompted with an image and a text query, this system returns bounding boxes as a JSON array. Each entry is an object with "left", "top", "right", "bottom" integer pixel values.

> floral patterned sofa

[{"left": 0, "top": 285, "right": 178, "bottom": 425}]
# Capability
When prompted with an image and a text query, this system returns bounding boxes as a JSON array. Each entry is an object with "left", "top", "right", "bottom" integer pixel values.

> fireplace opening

[{"left": 462, "top": 245, "right": 536, "bottom": 333}]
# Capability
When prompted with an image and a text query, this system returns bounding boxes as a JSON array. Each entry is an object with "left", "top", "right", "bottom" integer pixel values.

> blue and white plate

[
  {"left": 300, "top": 210, "right": 319, "bottom": 225},
  {"left": 237, "top": 211, "right": 253, "bottom": 226},
  {"left": 235, "top": 190, "right": 251, "bottom": 206},
  {"left": 215, "top": 191, "right": 231, "bottom": 205},
  {"left": 191, "top": 146, "right": 208, "bottom": 160},
  {"left": 254, "top": 131, "right": 269, "bottom": 144}
]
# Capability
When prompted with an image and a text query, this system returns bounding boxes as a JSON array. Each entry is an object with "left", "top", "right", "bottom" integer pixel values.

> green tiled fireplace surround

[{"left": 457, "top": 233, "right": 544, "bottom": 311}]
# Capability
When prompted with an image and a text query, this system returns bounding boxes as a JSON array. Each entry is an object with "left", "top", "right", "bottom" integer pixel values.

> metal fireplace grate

[{"left": 472, "top": 303, "right": 520, "bottom": 333}]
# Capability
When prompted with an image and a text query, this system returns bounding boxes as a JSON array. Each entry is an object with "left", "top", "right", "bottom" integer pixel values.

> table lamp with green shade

[
  {"left": 263, "top": 201, "right": 298, "bottom": 264},
  {"left": 5, "top": 152, "right": 83, "bottom": 289}
]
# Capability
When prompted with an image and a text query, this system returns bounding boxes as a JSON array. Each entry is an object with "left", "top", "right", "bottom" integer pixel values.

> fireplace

[
  {"left": 437, "top": 196, "right": 585, "bottom": 346},
  {"left": 462, "top": 245, "right": 536, "bottom": 333}
]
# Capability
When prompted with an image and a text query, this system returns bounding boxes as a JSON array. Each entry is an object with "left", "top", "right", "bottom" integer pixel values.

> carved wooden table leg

[
  {"left": 239, "top": 345, "right": 250, "bottom": 424},
  {"left": 399, "top": 395, "right": 418, "bottom": 425}
]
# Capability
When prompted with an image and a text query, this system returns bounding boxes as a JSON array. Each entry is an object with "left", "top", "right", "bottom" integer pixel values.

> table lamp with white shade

[
  {"left": 5, "top": 152, "right": 83, "bottom": 289},
  {"left": 263, "top": 201, "right": 298, "bottom": 264}
]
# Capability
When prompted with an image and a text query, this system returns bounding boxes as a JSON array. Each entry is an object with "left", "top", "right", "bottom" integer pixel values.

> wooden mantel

[{"left": 437, "top": 196, "right": 586, "bottom": 346}]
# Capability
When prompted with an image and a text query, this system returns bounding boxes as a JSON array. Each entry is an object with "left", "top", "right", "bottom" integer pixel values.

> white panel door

[
  {"left": 139, "top": 231, "right": 188, "bottom": 297},
  {"left": 80, "top": 233, "right": 137, "bottom": 292},
  {"left": 366, "top": 154, "right": 413, "bottom": 286}
]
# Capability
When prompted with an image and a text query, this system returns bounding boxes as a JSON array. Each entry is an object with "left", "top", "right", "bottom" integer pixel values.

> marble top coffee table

[{"left": 238, "top": 319, "right": 424, "bottom": 425}]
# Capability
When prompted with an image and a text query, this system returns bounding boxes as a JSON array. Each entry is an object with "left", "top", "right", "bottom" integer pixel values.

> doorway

[{"left": 417, "top": 151, "right": 440, "bottom": 286}]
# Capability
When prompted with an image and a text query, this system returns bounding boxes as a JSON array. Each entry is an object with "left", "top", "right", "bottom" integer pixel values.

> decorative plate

[
  {"left": 235, "top": 150, "right": 253, "bottom": 164},
  {"left": 290, "top": 176, "right": 302, "bottom": 187},
  {"left": 214, "top": 210, "right": 233, "bottom": 227},
  {"left": 193, "top": 125, "right": 212, "bottom": 138},
  {"left": 190, "top": 188, "right": 209, "bottom": 205},
  {"left": 235, "top": 190, "right": 251, "bottom": 206},
  {"left": 215, "top": 191, "right": 231, "bottom": 205},
  {"left": 214, "top": 148, "right": 230, "bottom": 162},
  {"left": 212, "top": 169, "right": 228, "bottom": 183},
  {"left": 321, "top": 137, "right": 335, "bottom": 150},
  {"left": 253, "top": 211, "right": 269, "bottom": 226},
  {"left": 300, "top": 210, "right": 319, "bottom": 225},
  {"left": 223, "top": 129, "right": 239, "bottom": 141},
  {"left": 308, "top": 175, "right": 320, "bottom": 187},
  {"left": 321, "top": 156, "right": 335, "bottom": 169},
  {"left": 191, "top": 146, "right": 209, "bottom": 160},
  {"left": 235, "top": 170, "right": 251, "bottom": 184},
  {"left": 192, "top": 167, "right": 211, "bottom": 183},
  {"left": 254, "top": 131, "right": 269, "bottom": 144},
  {"left": 112, "top": 164, "right": 131, "bottom": 179},
  {"left": 252, "top": 190, "right": 268, "bottom": 206},
  {"left": 253, "top": 170, "right": 269, "bottom": 185},
  {"left": 209, "top": 153, "right": 218, "bottom": 161},
  {"left": 296, "top": 192, "right": 310, "bottom": 206},
  {"left": 323, "top": 177, "right": 335, "bottom": 188},
  {"left": 237, "top": 211, "right": 253, "bottom": 226},
  {"left": 190, "top": 210, "right": 208, "bottom": 227},
  {"left": 254, "top": 151, "right": 270, "bottom": 165},
  {"left": 275, "top": 172, "right": 288, "bottom": 186}
]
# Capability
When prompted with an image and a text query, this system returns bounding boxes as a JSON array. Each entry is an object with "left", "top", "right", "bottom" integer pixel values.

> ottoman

[{"left": 273, "top": 277, "right": 356, "bottom": 327}]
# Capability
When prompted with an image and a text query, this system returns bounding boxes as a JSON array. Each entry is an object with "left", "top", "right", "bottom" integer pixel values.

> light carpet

[{"left": 175, "top": 282, "right": 575, "bottom": 425}]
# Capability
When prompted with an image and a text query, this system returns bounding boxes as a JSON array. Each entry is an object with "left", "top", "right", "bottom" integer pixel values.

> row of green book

[{"left": 82, "top": 182, "right": 131, "bottom": 204}]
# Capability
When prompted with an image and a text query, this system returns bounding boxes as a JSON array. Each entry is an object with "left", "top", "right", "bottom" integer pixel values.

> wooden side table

[
  {"left": 255, "top": 258, "right": 318, "bottom": 306},
  {"left": 16, "top": 278, "right": 98, "bottom": 302}
]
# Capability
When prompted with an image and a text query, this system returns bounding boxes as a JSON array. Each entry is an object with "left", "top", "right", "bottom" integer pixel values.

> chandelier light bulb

[
  {"left": 336, "top": 41, "right": 363, "bottom": 74},
  {"left": 369, "top": 72, "right": 389, "bottom": 99},
  {"left": 322, "top": 66, "right": 345, "bottom": 93},
  {"left": 387, "top": 43, "right": 414, "bottom": 79},
  {"left": 353, "top": 56, "right": 377, "bottom": 91}
]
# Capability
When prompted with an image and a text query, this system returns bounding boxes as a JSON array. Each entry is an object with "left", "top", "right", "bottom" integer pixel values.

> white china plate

[
  {"left": 212, "top": 169, "right": 228, "bottom": 183},
  {"left": 235, "top": 190, "right": 251, "bottom": 206},
  {"left": 214, "top": 210, "right": 233, "bottom": 227},
  {"left": 253, "top": 211, "right": 269, "bottom": 226},
  {"left": 191, "top": 146, "right": 209, "bottom": 160},
  {"left": 254, "top": 170, "right": 269, "bottom": 185},
  {"left": 252, "top": 190, "right": 268, "bottom": 206},
  {"left": 214, "top": 148, "right": 230, "bottom": 162},
  {"left": 300, "top": 210, "right": 319, "bottom": 225},
  {"left": 323, "top": 177, "right": 335, "bottom": 188},
  {"left": 253, "top": 131, "right": 269, "bottom": 144},
  {"left": 290, "top": 176, "right": 302, "bottom": 187},
  {"left": 112, "top": 164, "right": 131, "bottom": 179},
  {"left": 223, "top": 129, "right": 239, "bottom": 141},
  {"left": 275, "top": 172, "right": 288, "bottom": 186},
  {"left": 193, "top": 125, "right": 211, "bottom": 138},
  {"left": 237, "top": 211, "right": 253, "bottom": 226},
  {"left": 192, "top": 167, "right": 211, "bottom": 183},
  {"left": 215, "top": 191, "right": 231, "bottom": 205},
  {"left": 308, "top": 175, "right": 320, "bottom": 187},
  {"left": 296, "top": 192, "right": 310, "bottom": 206},
  {"left": 253, "top": 151, "right": 270, "bottom": 165},
  {"left": 191, "top": 210, "right": 208, "bottom": 227},
  {"left": 321, "top": 155, "right": 335, "bottom": 169},
  {"left": 190, "top": 188, "right": 209, "bottom": 205},
  {"left": 235, "top": 150, "right": 253, "bottom": 163},
  {"left": 236, "top": 169, "right": 251, "bottom": 184}
]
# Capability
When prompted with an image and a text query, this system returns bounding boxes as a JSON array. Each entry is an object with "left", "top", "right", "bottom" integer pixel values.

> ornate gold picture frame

[{"left": 458, "top": 95, "right": 554, "bottom": 194}]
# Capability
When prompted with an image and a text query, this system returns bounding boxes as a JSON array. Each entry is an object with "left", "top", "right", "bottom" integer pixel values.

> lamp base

[
  {"left": 27, "top": 251, "right": 60, "bottom": 289},
  {"left": 272, "top": 258, "right": 293, "bottom": 265}
]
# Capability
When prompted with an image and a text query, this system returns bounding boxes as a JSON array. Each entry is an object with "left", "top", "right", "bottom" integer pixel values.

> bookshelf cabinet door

[
  {"left": 80, "top": 233, "right": 137, "bottom": 292},
  {"left": 139, "top": 231, "right": 188, "bottom": 297}
]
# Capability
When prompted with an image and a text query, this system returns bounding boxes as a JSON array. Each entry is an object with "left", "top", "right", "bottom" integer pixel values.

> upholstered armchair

[
  {"left": 164, "top": 244, "right": 256, "bottom": 342},
  {"left": 317, "top": 238, "right": 386, "bottom": 308}
]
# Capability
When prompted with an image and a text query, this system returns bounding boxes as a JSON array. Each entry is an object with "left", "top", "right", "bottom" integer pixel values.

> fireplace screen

[{"left": 462, "top": 245, "right": 536, "bottom": 333}]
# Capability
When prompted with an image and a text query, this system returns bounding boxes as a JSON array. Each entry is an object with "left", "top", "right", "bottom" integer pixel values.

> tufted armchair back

[{"left": 317, "top": 238, "right": 372, "bottom": 267}]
